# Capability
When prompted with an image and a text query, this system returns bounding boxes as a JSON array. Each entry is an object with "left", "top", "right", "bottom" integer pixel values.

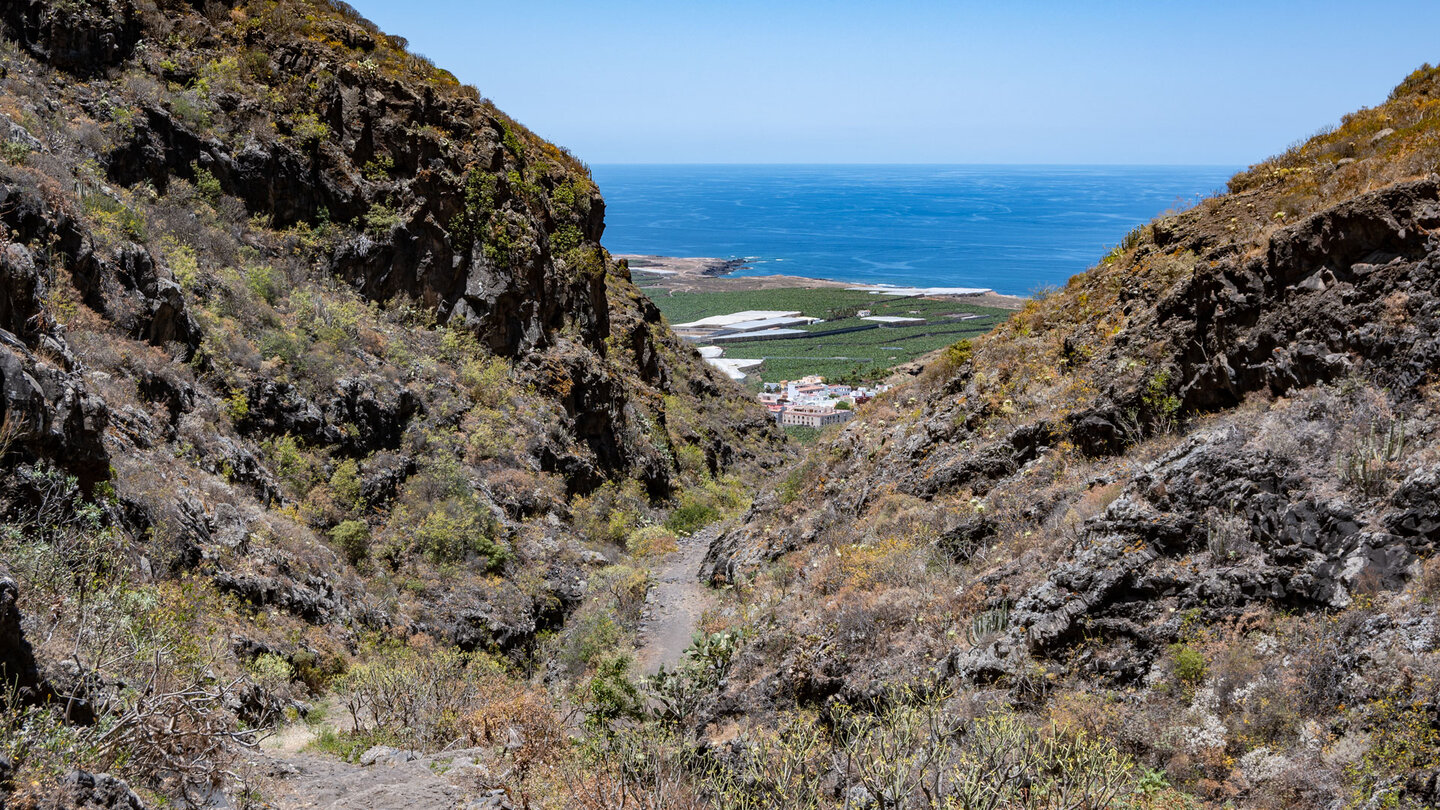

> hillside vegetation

[
  {"left": 0, "top": 0, "right": 782, "bottom": 805},
  {"left": 4, "top": 1, "right": 1440, "bottom": 806},
  {"left": 695, "top": 63, "right": 1440, "bottom": 809}
]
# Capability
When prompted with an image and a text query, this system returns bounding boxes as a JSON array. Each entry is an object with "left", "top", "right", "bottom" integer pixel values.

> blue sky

[{"left": 349, "top": 1, "right": 1440, "bottom": 165}]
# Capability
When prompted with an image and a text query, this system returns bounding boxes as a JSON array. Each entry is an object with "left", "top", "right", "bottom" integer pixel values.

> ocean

[{"left": 590, "top": 165, "right": 1238, "bottom": 296}]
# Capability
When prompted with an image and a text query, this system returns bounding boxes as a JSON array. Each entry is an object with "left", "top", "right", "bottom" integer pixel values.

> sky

[{"left": 348, "top": 1, "right": 1440, "bottom": 165}]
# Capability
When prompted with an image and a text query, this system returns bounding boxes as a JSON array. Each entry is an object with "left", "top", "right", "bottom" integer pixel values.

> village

[
  {"left": 755, "top": 375, "right": 891, "bottom": 427},
  {"left": 665, "top": 306, "right": 904, "bottom": 427}
]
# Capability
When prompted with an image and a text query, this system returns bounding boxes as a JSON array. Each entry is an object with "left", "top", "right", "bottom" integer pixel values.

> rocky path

[
  {"left": 260, "top": 699, "right": 508, "bottom": 809},
  {"left": 636, "top": 526, "right": 718, "bottom": 675},
  {"left": 264, "top": 528, "right": 719, "bottom": 807},
  {"left": 268, "top": 747, "right": 509, "bottom": 810}
]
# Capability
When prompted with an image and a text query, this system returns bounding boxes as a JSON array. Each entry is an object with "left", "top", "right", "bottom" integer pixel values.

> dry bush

[
  {"left": 703, "top": 710, "right": 828, "bottom": 810},
  {"left": 1, "top": 467, "right": 258, "bottom": 800},
  {"left": 828, "top": 691, "right": 1140, "bottom": 810},
  {"left": 1414, "top": 555, "right": 1440, "bottom": 602},
  {"left": 627, "top": 525, "right": 679, "bottom": 560},
  {"left": 334, "top": 644, "right": 506, "bottom": 751},
  {"left": 550, "top": 725, "right": 704, "bottom": 810}
]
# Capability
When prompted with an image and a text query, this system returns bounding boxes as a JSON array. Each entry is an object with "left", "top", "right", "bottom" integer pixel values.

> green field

[
  {"left": 644, "top": 287, "right": 1012, "bottom": 383},
  {"left": 645, "top": 286, "right": 1003, "bottom": 325}
]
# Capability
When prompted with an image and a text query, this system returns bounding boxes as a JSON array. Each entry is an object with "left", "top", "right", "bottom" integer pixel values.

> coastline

[{"left": 615, "top": 253, "right": 1028, "bottom": 310}]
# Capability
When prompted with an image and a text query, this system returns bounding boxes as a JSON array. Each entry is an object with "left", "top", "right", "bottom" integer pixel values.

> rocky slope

[
  {"left": 0, "top": 0, "right": 781, "bottom": 804},
  {"left": 699, "top": 67, "right": 1440, "bottom": 808},
  {"left": 6, "top": 3, "right": 1440, "bottom": 806}
]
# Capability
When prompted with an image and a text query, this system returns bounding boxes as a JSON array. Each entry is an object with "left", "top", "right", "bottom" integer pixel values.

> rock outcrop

[
  {"left": 0, "top": 1, "right": 782, "bottom": 802},
  {"left": 0, "top": 0, "right": 141, "bottom": 78},
  {"left": 702, "top": 65, "right": 1440, "bottom": 808}
]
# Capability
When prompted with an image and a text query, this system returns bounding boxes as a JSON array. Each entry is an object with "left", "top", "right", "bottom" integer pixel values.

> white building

[{"left": 781, "top": 405, "right": 854, "bottom": 428}]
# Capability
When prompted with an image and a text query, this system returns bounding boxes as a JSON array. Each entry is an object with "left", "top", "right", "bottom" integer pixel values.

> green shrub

[
  {"left": 572, "top": 480, "right": 647, "bottom": 546},
  {"left": 164, "top": 242, "right": 200, "bottom": 289},
  {"left": 1170, "top": 643, "right": 1207, "bottom": 686},
  {"left": 247, "top": 653, "right": 295, "bottom": 693},
  {"left": 329, "top": 459, "right": 363, "bottom": 512},
  {"left": 409, "top": 496, "right": 509, "bottom": 570},
  {"left": 223, "top": 389, "right": 249, "bottom": 423},
  {"left": 329, "top": 520, "right": 370, "bottom": 566},
  {"left": 263, "top": 435, "right": 322, "bottom": 497},
  {"left": 563, "top": 245, "right": 606, "bottom": 278},
  {"left": 590, "top": 564, "right": 651, "bottom": 625},
  {"left": 565, "top": 611, "right": 622, "bottom": 673},
  {"left": 665, "top": 499, "right": 719, "bottom": 536},
  {"left": 290, "top": 649, "right": 345, "bottom": 693},
  {"left": 310, "top": 727, "right": 370, "bottom": 762},
  {"left": 332, "top": 646, "right": 503, "bottom": 750},
  {"left": 82, "top": 194, "right": 148, "bottom": 243},
  {"left": 362, "top": 155, "right": 393, "bottom": 181},
  {"left": 449, "top": 168, "right": 498, "bottom": 246},
  {"left": 192, "top": 163, "right": 223, "bottom": 202},
  {"left": 245, "top": 263, "right": 283, "bottom": 305},
  {"left": 550, "top": 223, "right": 583, "bottom": 253},
  {"left": 291, "top": 112, "right": 330, "bottom": 145},
  {"left": 626, "top": 525, "right": 678, "bottom": 559},
  {"left": 168, "top": 89, "right": 211, "bottom": 130},
  {"left": 2, "top": 140, "right": 30, "bottom": 165},
  {"left": 583, "top": 654, "right": 642, "bottom": 731},
  {"left": 499, "top": 123, "right": 523, "bottom": 157},
  {"left": 458, "top": 354, "right": 513, "bottom": 407},
  {"left": 481, "top": 220, "right": 522, "bottom": 268},
  {"left": 549, "top": 180, "right": 580, "bottom": 215},
  {"left": 948, "top": 712, "right": 1137, "bottom": 809},
  {"left": 256, "top": 329, "right": 303, "bottom": 366},
  {"left": 667, "top": 476, "right": 747, "bottom": 535},
  {"left": 941, "top": 338, "right": 973, "bottom": 369},
  {"left": 1345, "top": 686, "right": 1440, "bottom": 805},
  {"left": 1143, "top": 368, "right": 1181, "bottom": 432},
  {"left": 673, "top": 443, "right": 708, "bottom": 478},
  {"left": 363, "top": 201, "right": 402, "bottom": 237}
]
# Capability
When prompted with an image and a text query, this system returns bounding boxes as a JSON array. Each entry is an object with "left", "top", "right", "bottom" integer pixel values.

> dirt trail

[
  {"left": 265, "top": 529, "right": 718, "bottom": 806},
  {"left": 267, "top": 748, "right": 504, "bottom": 809},
  {"left": 261, "top": 698, "right": 509, "bottom": 809},
  {"left": 636, "top": 526, "right": 718, "bottom": 675}
]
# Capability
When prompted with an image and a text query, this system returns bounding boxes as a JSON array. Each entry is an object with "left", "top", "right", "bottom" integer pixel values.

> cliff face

[
  {"left": 1, "top": 0, "right": 780, "bottom": 491},
  {"left": 701, "top": 67, "right": 1440, "bottom": 807},
  {"left": 0, "top": 1, "right": 783, "bottom": 799}
]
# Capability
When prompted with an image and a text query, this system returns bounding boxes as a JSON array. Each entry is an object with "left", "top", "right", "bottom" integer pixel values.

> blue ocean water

[{"left": 590, "top": 165, "right": 1237, "bottom": 296}]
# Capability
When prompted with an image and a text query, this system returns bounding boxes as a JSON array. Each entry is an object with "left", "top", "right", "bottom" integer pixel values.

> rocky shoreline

[
  {"left": 619, "top": 254, "right": 756, "bottom": 277},
  {"left": 617, "top": 253, "right": 1027, "bottom": 308}
]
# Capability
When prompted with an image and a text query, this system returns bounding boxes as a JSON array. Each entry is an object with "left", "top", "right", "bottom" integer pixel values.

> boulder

[
  {"left": 358, "top": 745, "right": 416, "bottom": 767},
  {"left": 42, "top": 770, "right": 147, "bottom": 810}
]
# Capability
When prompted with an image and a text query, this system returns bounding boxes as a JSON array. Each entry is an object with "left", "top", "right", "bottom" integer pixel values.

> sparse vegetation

[
  {"left": 0, "top": 0, "right": 784, "bottom": 805},
  {"left": 5, "top": 1, "right": 1440, "bottom": 808}
]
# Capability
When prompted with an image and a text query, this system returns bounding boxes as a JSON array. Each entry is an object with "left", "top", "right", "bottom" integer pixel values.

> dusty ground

[
  {"left": 267, "top": 748, "right": 504, "bottom": 809},
  {"left": 617, "top": 254, "right": 1026, "bottom": 309},
  {"left": 636, "top": 526, "right": 719, "bottom": 675}
]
